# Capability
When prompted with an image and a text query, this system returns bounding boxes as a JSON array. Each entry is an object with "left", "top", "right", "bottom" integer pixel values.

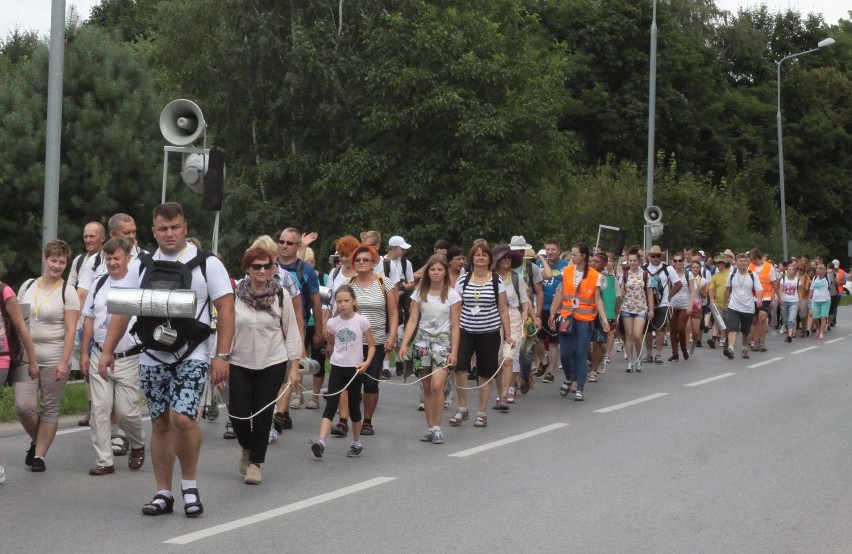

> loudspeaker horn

[
  {"left": 181, "top": 153, "right": 206, "bottom": 193},
  {"left": 643, "top": 205, "right": 662, "bottom": 224},
  {"left": 160, "top": 99, "right": 206, "bottom": 146}
]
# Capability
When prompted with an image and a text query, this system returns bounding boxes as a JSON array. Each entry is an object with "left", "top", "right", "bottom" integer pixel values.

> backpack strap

[
  {"left": 491, "top": 271, "right": 500, "bottom": 300},
  {"left": 92, "top": 274, "right": 110, "bottom": 303},
  {"left": 510, "top": 272, "right": 523, "bottom": 314},
  {"left": 20, "top": 278, "right": 35, "bottom": 298},
  {"left": 74, "top": 254, "right": 86, "bottom": 275},
  {"left": 331, "top": 266, "right": 342, "bottom": 282},
  {"left": 383, "top": 257, "right": 391, "bottom": 279},
  {"left": 292, "top": 259, "right": 306, "bottom": 290}
]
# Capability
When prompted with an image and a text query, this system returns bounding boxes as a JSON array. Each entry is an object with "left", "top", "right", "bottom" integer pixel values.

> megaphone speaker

[
  {"left": 644, "top": 205, "right": 662, "bottom": 224},
  {"left": 202, "top": 147, "right": 225, "bottom": 211},
  {"left": 181, "top": 153, "right": 206, "bottom": 193},
  {"left": 160, "top": 99, "right": 206, "bottom": 146}
]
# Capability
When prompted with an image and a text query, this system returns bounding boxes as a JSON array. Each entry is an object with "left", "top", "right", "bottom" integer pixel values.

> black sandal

[
  {"left": 182, "top": 488, "right": 204, "bottom": 518},
  {"left": 142, "top": 493, "right": 174, "bottom": 516}
]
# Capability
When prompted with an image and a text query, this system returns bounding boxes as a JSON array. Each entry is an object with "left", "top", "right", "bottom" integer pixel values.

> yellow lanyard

[
  {"left": 33, "top": 278, "right": 61, "bottom": 320},
  {"left": 155, "top": 244, "right": 188, "bottom": 262},
  {"left": 471, "top": 272, "right": 490, "bottom": 304}
]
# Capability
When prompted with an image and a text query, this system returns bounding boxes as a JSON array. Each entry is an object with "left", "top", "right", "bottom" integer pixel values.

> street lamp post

[
  {"left": 776, "top": 37, "right": 835, "bottom": 261},
  {"left": 645, "top": 0, "right": 658, "bottom": 253}
]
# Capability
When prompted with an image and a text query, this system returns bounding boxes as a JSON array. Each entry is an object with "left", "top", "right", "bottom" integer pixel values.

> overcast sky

[{"left": 1, "top": 0, "right": 849, "bottom": 40}]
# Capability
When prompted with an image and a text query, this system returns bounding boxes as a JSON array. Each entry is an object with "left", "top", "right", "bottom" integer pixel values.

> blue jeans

[
  {"left": 781, "top": 301, "right": 798, "bottom": 330},
  {"left": 558, "top": 319, "right": 594, "bottom": 393}
]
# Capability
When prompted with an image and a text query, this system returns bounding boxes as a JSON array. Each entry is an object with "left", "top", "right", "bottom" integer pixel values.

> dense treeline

[{"left": 0, "top": 1, "right": 849, "bottom": 284}]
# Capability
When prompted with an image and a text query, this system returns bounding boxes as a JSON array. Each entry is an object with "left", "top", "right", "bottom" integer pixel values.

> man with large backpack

[
  {"left": 643, "top": 245, "right": 682, "bottom": 364},
  {"left": 99, "top": 202, "right": 234, "bottom": 518}
]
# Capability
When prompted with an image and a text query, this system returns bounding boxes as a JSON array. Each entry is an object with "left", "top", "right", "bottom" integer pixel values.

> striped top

[
  {"left": 455, "top": 272, "right": 506, "bottom": 333},
  {"left": 351, "top": 276, "right": 395, "bottom": 345}
]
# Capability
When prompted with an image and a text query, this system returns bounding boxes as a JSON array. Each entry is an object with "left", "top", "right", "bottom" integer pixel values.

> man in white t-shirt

[
  {"left": 722, "top": 253, "right": 763, "bottom": 360},
  {"left": 99, "top": 202, "right": 235, "bottom": 518},
  {"left": 80, "top": 237, "right": 146, "bottom": 476},
  {"left": 385, "top": 236, "right": 415, "bottom": 377},
  {"left": 69, "top": 221, "right": 106, "bottom": 426},
  {"left": 643, "top": 245, "right": 682, "bottom": 364}
]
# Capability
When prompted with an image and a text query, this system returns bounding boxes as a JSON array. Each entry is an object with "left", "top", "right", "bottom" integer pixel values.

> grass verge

[{"left": 0, "top": 382, "right": 89, "bottom": 423}]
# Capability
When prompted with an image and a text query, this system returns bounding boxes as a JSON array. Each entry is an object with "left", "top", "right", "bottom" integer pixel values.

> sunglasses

[
  {"left": 354, "top": 257, "right": 373, "bottom": 263},
  {"left": 278, "top": 240, "right": 298, "bottom": 246},
  {"left": 673, "top": 259, "right": 683, "bottom": 262},
  {"left": 249, "top": 262, "right": 273, "bottom": 271}
]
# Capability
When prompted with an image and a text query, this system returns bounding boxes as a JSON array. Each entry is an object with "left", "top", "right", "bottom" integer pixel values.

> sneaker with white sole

[
  {"left": 431, "top": 429, "right": 444, "bottom": 444},
  {"left": 574, "top": 391, "right": 584, "bottom": 401},
  {"left": 268, "top": 429, "right": 279, "bottom": 444},
  {"left": 346, "top": 444, "right": 363, "bottom": 458}
]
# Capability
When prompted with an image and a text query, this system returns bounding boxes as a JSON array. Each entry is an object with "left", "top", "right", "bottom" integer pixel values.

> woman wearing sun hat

[{"left": 492, "top": 245, "right": 535, "bottom": 410}]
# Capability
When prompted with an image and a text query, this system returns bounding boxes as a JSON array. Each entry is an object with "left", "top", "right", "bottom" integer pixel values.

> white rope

[{"left": 219, "top": 381, "right": 292, "bottom": 421}]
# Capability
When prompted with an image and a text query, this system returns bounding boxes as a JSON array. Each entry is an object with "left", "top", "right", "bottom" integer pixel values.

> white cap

[{"left": 388, "top": 236, "right": 411, "bottom": 249}]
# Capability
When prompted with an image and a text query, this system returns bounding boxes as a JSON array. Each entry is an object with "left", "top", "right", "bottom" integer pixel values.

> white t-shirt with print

[{"left": 411, "top": 289, "right": 461, "bottom": 336}]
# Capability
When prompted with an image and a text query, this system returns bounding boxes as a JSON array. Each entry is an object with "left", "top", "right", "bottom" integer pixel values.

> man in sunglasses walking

[{"left": 273, "top": 228, "right": 324, "bottom": 430}]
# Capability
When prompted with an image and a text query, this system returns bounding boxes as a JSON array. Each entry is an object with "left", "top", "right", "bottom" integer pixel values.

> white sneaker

[
  {"left": 268, "top": 429, "right": 279, "bottom": 444},
  {"left": 0, "top": 465, "right": 5, "bottom": 483}
]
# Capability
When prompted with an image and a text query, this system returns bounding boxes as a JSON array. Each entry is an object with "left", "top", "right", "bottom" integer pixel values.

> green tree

[{"left": 0, "top": 26, "right": 166, "bottom": 284}]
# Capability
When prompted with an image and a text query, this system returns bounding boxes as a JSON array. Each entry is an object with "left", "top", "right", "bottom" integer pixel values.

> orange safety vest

[
  {"left": 559, "top": 265, "right": 600, "bottom": 322},
  {"left": 839, "top": 269, "right": 846, "bottom": 285},
  {"left": 748, "top": 262, "right": 774, "bottom": 300}
]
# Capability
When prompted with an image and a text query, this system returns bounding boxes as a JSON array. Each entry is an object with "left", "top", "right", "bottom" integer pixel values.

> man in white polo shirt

[{"left": 80, "top": 237, "right": 146, "bottom": 476}]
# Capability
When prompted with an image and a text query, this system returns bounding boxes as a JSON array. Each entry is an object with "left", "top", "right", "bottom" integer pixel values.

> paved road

[{"left": 3, "top": 308, "right": 852, "bottom": 553}]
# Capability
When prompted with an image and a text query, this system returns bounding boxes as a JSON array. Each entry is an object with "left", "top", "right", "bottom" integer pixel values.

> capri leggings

[
  {"left": 15, "top": 365, "right": 69, "bottom": 423},
  {"left": 322, "top": 365, "right": 364, "bottom": 423}
]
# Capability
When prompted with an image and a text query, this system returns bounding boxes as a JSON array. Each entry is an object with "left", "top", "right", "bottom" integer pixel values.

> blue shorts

[{"left": 140, "top": 359, "right": 208, "bottom": 419}]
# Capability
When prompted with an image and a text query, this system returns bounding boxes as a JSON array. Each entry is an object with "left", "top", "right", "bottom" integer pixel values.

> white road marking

[
  {"left": 447, "top": 423, "right": 568, "bottom": 458},
  {"left": 747, "top": 357, "right": 783, "bottom": 369},
  {"left": 792, "top": 346, "right": 819, "bottom": 354},
  {"left": 594, "top": 393, "right": 669, "bottom": 413},
  {"left": 684, "top": 373, "right": 736, "bottom": 387},
  {"left": 164, "top": 477, "right": 397, "bottom": 545},
  {"left": 825, "top": 337, "right": 845, "bottom": 344}
]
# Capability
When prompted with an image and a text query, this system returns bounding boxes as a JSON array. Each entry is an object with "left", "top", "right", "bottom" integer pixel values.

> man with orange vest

[
  {"left": 548, "top": 243, "right": 609, "bottom": 402},
  {"left": 747, "top": 249, "right": 779, "bottom": 352}
]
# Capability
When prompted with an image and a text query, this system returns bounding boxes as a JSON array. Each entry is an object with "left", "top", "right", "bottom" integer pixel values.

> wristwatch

[{"left": 215, "top": 353, "right": 231, "bottom": 361}]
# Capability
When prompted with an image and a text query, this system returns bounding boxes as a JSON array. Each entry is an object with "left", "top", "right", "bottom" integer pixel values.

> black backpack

[
  {"left": 129, "top": 251, "right": 214, "bottom": 363},
  {"left": 384, "top": 256, "right": 413, "bottom": 324}
]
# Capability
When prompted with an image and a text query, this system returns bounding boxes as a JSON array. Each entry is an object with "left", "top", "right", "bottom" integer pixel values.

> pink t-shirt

[
  {"left": 0, "top": 283, "right": 17, "bottom": 369},
  {"left": 326, "top": 313, "right": 370, "bottom": 368}
]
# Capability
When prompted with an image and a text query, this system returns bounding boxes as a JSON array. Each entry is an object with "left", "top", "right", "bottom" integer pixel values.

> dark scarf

[{"left": 236, "top": 279, "right": 281, "bottom": 314}]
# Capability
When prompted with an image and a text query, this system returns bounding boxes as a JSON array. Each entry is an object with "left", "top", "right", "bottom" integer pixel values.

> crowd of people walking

[{"left": 0, "top": 203, "right": 847, "bottom": 508}]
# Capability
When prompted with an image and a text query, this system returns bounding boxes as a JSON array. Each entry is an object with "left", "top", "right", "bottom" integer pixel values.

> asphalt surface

[{"left": 2, "top": 307, "right": 851, "bottom": 553}]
